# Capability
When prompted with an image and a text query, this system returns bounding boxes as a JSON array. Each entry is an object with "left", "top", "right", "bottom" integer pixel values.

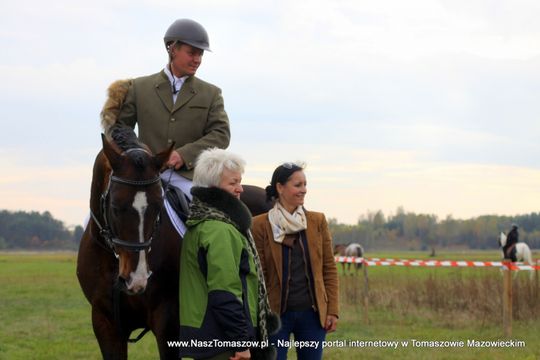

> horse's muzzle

[{"left": 117, "top": 271, "right": 152, "bottom": 295}]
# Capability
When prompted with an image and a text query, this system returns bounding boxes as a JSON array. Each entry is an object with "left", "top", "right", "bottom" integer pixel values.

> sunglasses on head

[
  {"left": 282, "top": 162, "right": 295, "bottom": 169},
  {"left": 281, "top": 161, "right": 306, "bottom": 170}
]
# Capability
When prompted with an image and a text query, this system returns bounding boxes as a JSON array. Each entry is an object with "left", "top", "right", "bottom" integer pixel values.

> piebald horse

[
  {"left": 498, "top": 232, "right": 533, "bottom": 265},
  {"left": 334, "top": 243, "right": 364, "bottom": 274}
]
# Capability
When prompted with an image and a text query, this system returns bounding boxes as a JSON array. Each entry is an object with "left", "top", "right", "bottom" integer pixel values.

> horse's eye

[{"left": 110, "top": 204, "right": 130, "bottom": 213}]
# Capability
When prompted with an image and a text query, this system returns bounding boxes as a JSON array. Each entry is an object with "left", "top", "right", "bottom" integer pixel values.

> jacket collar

[
  {"left": 191, "top": 186, "right": 252, "bottom": 233},
  {"left": 154, "top": 71, "right": 197, "bottom": 113},
  {"left": 266, "top": 209, "right": 318, "bottom": 286}
]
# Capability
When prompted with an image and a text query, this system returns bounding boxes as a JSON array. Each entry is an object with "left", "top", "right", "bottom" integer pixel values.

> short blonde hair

[{"left": 193, "top": 148, "right": 246, "bottom": 187}]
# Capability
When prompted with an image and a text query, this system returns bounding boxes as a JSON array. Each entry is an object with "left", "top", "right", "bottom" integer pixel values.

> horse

[
  {"left": 334, "top": 242, "right": 364, "bottom": 274},
  {"left": 240, "top": 184, "right": 274, "bottom": 216},
  {"left": 334, "top": 244, "right": 346, "bottom": 270},
  {"left": 498, "top": 232, "right": 533, "bottom": 264},
  {"left": 77, "top": 129, "right": 181, "bottom": 359},
  {"left": 77, "top": 127, "right": 274, "bottom": 359}
]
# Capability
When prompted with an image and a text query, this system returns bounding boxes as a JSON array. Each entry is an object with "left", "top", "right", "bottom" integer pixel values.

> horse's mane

[
  {"left": 109, "top": 124, "right": 144, "bottom": 152},
  {"left": 109, "top": 124, "right": 150, "bottom": 170}
]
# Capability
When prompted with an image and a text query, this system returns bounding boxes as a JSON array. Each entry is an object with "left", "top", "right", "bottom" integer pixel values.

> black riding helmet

[{"left": 164, "top": 19, "right": 210, "bottom": 51}]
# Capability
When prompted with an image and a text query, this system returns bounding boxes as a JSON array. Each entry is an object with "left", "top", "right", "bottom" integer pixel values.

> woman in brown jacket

[{"left": 251, "top": 163, "right": 339, "bottom": 360}]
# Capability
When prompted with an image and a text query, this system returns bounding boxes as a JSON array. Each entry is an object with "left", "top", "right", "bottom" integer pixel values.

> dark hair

[{"left": 265, "top": 162, "right": 305, "bottom": 201}]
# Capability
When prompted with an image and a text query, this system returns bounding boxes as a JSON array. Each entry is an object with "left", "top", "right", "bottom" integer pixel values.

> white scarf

[{"left": 268, "top": 202, "right": 307, "bottom": 244}]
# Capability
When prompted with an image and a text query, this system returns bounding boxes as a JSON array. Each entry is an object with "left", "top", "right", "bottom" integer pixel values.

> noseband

[{"left": 90, "top": 167, "right": 163, "bottom": 257}]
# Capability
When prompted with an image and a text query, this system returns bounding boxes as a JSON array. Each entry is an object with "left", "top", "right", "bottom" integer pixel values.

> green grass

[
  {"left": 0, "top": 252, "right": 156, "bottom": 360},
  {"left": 323, "top": 307, "right": 540, "bottom": 360},
  {"left": 1, "top": 251, "right": 539, "bottom": 359}
]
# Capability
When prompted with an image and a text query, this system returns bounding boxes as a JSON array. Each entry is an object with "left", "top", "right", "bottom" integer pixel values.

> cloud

[
  {"left": 308, "top": 162, "right": 540, "bottom": 224},
  {"left": 236, "top": 140, "right": 540, "bottom": 224},
  {"left": 1, "top": 0, "right": 540, "bottom": 226},
  {"left": 0, "top": 153, "right": 91, "bottom": 226}
]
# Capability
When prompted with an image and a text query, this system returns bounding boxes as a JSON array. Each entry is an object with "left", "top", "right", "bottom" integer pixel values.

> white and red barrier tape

[{"left": 334, "top": 256, "right": 540, "bottom": 271}]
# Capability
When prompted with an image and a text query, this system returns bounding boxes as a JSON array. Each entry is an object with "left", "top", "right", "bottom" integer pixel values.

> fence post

[
  {"left": 362, "top": 260, "right": 369, "bottom": 325},
  {"left": 502, "top": 261, "right": 512, "bottom": 337},
  {"left": 534, "top": 259, "right": 540, "bottom": 306}
]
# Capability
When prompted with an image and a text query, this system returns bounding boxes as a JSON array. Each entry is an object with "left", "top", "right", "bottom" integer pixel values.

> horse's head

[
  {"left": 334, "top": 244, "right": 346, "bottom": 256},
  {"left": 100, "top": 132, "right": 172, "bottom": 295},
  {"left": 499, "top": 232, "right": 506, "bottom": 247}
]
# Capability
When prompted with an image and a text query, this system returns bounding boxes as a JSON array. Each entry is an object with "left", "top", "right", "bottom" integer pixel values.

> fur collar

[
  {"left": 101, "top": 79, "right": 132, "bottom": 138},
  {"left": 191, "top": 186, "right": 252, "bottom": 233}
]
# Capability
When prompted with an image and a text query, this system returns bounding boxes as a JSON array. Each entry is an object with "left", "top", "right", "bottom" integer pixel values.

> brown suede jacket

[{"left": 252, "top": 210, "right": 339, "bottom": 328}]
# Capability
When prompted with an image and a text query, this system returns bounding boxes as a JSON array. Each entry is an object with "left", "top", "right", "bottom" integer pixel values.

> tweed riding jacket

[{"left": 116, "top": 71, "right": 230, "bottom": 179}]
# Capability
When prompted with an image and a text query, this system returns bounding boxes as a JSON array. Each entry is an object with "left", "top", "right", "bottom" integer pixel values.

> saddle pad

[
  {"left": 162, "top": 182, "right": 190, "bottom": 237},
  {"left": 164, "top": 199, "right": 187, "bottom": 237},
  {"left": 165, "top": 185, "right": 190, "bottom": 223}
]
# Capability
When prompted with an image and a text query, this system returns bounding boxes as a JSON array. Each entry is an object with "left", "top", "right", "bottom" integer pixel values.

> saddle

[{"left": 164, "top": 182, "right": 190, "bottom": 223}]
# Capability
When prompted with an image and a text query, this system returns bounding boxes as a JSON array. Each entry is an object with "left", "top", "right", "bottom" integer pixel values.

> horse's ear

[
  {"left": 101, "top": 133, "right": 123, "bottom": 170},
  {"left": 154, "top": 142, "right": 175, "bottom": 171}
]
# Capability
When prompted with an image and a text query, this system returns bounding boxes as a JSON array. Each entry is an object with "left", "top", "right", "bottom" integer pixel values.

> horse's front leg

[
  {"left": 151, "top": 301, "right": 180, "bottom": 360},
  {"left": 92, "top": 307, "right": 128, "bottom": 360}
]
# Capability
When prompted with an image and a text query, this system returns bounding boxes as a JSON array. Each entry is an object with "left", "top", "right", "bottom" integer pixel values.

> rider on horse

[
  {"left": 100, "top": 18, "right": 231, "bottom": 236},
  {"left": 504, "top": 223, "right": 519, "bottom": 262},
  {"left": 102, "top": 19, "right": 230, "bottom": 214}
]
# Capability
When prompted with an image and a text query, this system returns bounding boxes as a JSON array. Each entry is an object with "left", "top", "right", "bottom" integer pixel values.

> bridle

[{"left": 90, "top": 151, "right": 165, "bottom": 257}]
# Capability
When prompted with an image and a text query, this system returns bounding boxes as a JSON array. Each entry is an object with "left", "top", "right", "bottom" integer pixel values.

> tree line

[
  {"left": 328, "top": 207, "right": 540, "bottom": 252},
  {"left": 1, "top": 208, "right": 539, "bottom": 251},
  {"left": 0, "top": 210, "right": 83, "bottom": 250}
]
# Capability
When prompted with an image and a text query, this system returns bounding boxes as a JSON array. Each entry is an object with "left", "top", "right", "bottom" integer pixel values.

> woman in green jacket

[{"left": 179, "top": 148, "right": 279, "bottom": 360}]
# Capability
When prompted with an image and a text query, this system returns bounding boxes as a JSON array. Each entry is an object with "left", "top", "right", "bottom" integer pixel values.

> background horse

[
  {"left": 334, "top": 244, "right": 346, "bottom": 272},
  {"left": 334, "top": 242, "right": 364, "bottom": 274},
  {"left": 498, "top": 232, "right": 533, "bottom": 264},
  {"left": 77, "top": 128, "right": 180, "bottom": 359}
]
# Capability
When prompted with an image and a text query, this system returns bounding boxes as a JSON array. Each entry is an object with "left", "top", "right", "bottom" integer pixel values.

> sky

[{"left": 1, "top": 0, "right": 540, "bottom": 227}]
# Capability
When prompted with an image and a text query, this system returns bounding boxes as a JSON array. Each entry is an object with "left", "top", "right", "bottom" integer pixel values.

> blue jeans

[{"left": 270, "top": 310, "right": 326, "bottom": 360}]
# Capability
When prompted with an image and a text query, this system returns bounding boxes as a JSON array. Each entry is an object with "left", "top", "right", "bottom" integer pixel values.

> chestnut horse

[{"left": 77, "top": 127, "right": 272, "bottom": 359}]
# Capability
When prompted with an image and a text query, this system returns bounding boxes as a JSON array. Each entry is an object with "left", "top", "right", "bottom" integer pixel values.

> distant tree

[
  {"left": 72, "top": 225, "right": 84, "bottom": 245},
  {"left": 0, "top": 210, "right": 73, "bottom": 249},
  {"left": 328, "top": 208, "right": 540, "bottom": 252}
]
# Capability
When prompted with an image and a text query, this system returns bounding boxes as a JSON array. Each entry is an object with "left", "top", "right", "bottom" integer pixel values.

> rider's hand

[{"left": 166, "top": 150, "right": 184, "bottom": 170}]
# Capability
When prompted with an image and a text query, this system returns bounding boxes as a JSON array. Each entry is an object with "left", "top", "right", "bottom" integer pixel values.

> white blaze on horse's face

[{"left": 126, "top": 191, "right": 151, "bottom": 293}]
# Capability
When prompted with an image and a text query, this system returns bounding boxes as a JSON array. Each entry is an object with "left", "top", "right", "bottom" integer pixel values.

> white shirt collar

[{"left": 164, "top": 65, "right": 189, "bottom": 93}]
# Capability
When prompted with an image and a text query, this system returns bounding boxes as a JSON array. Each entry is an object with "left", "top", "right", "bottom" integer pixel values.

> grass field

[{"left": 0, "top": 251, "right": 539, "bottom": 360}]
